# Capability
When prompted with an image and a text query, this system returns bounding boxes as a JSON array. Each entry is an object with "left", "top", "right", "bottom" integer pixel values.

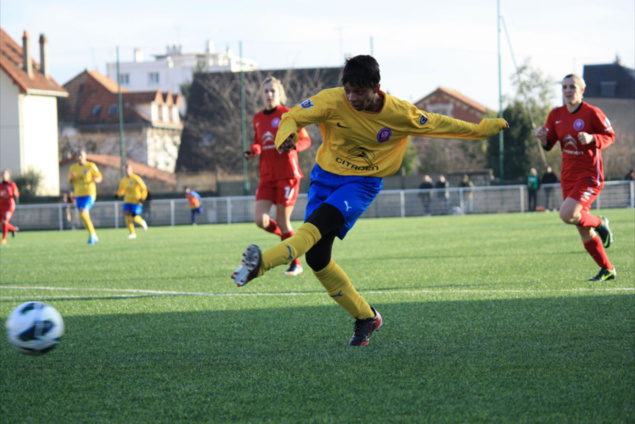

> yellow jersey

[
  {"left": 117, "top": 174, "right": 148, "bottom": 204},
  {"left": 276, "top": 87, "right": 506, "bottom": 177},
  {"left": 68, "top": 161, "right": 102, "bottom": 197}
]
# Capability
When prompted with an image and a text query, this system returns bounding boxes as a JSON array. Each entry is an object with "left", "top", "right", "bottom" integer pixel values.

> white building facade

[
  {"left": 0, "top": 29, "right": 68, "bottom": 195},
  {"left": 106, "top": 41, "right": 257, "bottom": 96}
]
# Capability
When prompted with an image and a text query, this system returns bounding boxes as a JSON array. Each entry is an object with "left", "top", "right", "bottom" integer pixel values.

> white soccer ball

[{"left": 6, "top": 301, "right": 64, "bottom": 355}]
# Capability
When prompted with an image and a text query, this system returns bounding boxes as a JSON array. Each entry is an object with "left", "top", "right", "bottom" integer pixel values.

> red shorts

[
  {"left": 255, "top": 178, "right": 301, "bottom": 206},
  {"left": 561, "top": 179, "right": 602, "bottom": 213}
]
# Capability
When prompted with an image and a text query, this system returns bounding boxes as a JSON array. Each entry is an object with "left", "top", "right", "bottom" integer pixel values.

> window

[
  {"left": 148, "top": 72, "right": 160, "bottom": 85},
  {"left": 108, "top": 104, "right": 118, "bottom": 115},
  {"left": 91, "top": 105, "right": 102, "bottom": 116},
  {"left": 119, "top": 73, "right": 130, "bottom": 85}
]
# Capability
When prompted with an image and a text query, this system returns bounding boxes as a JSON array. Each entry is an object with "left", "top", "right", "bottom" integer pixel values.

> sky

[{"left": 2, "top": 0, "right": 634, "bottom": 111}]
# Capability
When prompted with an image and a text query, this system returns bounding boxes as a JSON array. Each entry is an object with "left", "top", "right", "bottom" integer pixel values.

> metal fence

[{"left": 10, "top": 181, "right": 635, "bottom": 231}]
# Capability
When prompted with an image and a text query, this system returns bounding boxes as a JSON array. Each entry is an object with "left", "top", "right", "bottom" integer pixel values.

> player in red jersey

[
  {"left": 244, "top": 76, "right": 312, "bottom": 276},
  {"left": 535, "top": 73, "right": 616, "bottom": 282},
  {"left": 0, "top": 169, "right": 20, "bottom": 245}
]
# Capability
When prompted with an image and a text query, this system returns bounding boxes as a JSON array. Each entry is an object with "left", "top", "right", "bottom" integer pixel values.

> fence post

[
  {"left": 400, "top": 191, "right": 405, "bottom": 218},
  {"left": 520, "top": 186, "right": 525, "bottom": 213},
  {"left": 58, "top": 203, "right": 64, "bottom": 231},
  {"left": 114, "top": 203, "right": 119, "bottom": 229},
  {"left": 170, "top": 201, "right": 175, "bottom": 227}
]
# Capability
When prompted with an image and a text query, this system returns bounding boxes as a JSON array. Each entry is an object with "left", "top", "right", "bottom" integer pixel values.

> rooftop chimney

[
  {"left": 22, "top": 31, "right": 33, "bottom": 78},
  {"left": 134, "top": 48, "right": 143, "bottom": 63},
  {"left": 39, "top": 34, "right": 50, "bottom": 79}
]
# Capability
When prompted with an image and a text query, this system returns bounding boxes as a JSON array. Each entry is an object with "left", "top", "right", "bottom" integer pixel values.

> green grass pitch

[{"left": 1, "top": 210, "right": 633, "bottom": 423}]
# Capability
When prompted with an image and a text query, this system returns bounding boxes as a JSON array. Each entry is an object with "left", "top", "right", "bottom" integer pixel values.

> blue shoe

[{"left": 88, "top": 234, "right": 99, "bottom": 245}]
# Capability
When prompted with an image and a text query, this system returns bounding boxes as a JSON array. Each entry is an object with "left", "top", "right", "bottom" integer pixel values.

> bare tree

[{"left": 176, "top": 67, "right": 342, "bottom": 175}]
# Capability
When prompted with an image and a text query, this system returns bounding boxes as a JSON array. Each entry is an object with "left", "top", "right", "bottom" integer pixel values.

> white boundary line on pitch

[{"left": 1, "top": 285, "right": 633, "bottom": 300}]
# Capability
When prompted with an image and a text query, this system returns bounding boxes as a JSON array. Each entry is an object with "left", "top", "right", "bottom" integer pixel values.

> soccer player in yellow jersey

[
  {"left": 232, "top": 55, "right": 509, "bottom": 346},
  {"left": 116, "top": 162, "right": 148, "bottom": 239},
  {"left": 68, "top": 150, "right": 102, "bottom": 244}
]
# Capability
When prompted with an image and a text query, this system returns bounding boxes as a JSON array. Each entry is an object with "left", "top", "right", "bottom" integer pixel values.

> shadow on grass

[{"left": 1, "top": 294, "right": 633, "bottom": 423}]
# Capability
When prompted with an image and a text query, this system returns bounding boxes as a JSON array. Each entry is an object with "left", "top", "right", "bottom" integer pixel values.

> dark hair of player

[{"left": 341, "top": 55, "right": 381, "bottom": 88}]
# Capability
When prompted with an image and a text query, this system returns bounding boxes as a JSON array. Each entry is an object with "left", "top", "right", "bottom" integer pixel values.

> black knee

[
  {"left": 305, "top": 232, "right": 336, "bottom": 272},
  {"left": 305, "top": 203, "right": 345, "bottom": 235}
]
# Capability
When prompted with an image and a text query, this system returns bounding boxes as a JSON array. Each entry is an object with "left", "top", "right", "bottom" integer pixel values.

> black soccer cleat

[
  {"left": 10, "top": 226, "right": 18, "bottom": 237},
  {"left": 588, "top": 268, "right": 616, "bottom": 282},
  {"left": 595, "top": 216, "right": 613, "bottom": 248},
  {"left": 349, "top": 307, "right": 383, "bottom": 346}
]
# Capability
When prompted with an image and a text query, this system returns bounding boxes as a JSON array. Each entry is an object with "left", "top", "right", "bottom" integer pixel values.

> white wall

[
  {"left": 0, "top": 72, "right": 22, "bottom": 173},
  {"left": 22, "top": 95, "right": 60, "bottom": 195}
]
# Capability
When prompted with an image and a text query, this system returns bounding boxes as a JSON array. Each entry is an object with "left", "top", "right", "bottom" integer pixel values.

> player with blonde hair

[
  {"left": 535, "top": 73, "right": 616, "bottom": 281},
  {"left": 244, "top": 76, "right": 312, "bottom": 276}
]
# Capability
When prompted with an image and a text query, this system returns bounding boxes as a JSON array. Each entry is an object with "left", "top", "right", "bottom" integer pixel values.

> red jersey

[
  {"left": 251, "top": 106, "right": 311, "bottom": 182},
  {"left": 0, "top": 180, "right": 19, "bottom": 211},
  {"left": 544, "top": 102, "right": 615, "bottom": 188}
]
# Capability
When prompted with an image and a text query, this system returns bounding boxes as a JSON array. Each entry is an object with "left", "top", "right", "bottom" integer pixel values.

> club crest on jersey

[
  {"left": 573, "top": 119, "right": 585, "bottom": 131},
  {"left": 271, "top": 117, "right": 281, "bottom": 128},
  {"left": 419, "top": 113, "right": 428, "bottom": 126},
  {"left": 376, "top": 127, "right": 392, "bottom": 143},
  {"left": 300, "top": 99, "right": 314, "bottom": 109}
]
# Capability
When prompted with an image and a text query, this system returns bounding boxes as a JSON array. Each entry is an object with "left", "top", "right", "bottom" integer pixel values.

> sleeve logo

[
  {"left": 419, "top": 113, "right": 428, "bottom": 126},
  {"left": 300, "top": 99, "right": 314, "bottom": 109}
]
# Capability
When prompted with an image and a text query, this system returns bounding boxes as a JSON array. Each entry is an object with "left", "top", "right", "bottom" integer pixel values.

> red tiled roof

[
  {"left": 433, "top": 87, "right": 488, "bottom": 114},
  {"left": 0, "top": 27, "right": 67, "bottom": 96},
  {"left": 86, "top": 69, "right": 125, "bottom": 94},
  {"left": 62, "top": 69, "right": 183, "bottom": 127}
]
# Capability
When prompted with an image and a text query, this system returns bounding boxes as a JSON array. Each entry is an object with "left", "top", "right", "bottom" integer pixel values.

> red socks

[
  {"left": 583, "top": 236, "right": 612, "bottom": 270},
  {"left": 577, "top": 211, "right": 602, "bottom": 229},
  {"left": 2, "top": 222, "right": 15, "bottom": 240},
  {"left": 265, "top": 219, "right": 283, "bottom": 237}
]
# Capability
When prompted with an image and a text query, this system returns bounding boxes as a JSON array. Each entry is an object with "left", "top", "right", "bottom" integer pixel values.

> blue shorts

[
  {"left": 304, "top": 164, "right": 383, "bottom": 239},
  {"left": 123, "top": 203, "right": 143, "bottom": 216},
  {"left": 75, "top": 195, "right": 95, "bottom": 211}
]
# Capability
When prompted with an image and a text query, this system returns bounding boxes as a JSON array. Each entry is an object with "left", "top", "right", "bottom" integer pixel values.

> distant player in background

[
  {"left": 185, "top": 188, "right": 202, "bottom": 225},
  {"left": 232, "top": 55, "right": 508, "bottom": 346},
  {"left": 535, "top": 73, "right": 616, "bottom": 282},
  {"left": 68, "top": 150, "right": 102, "bottom": 244},
  {"left": 244, "top": 76, "right": 312, "bottom": 276},
  {"left": 526, "top": 168, "right": 540, "bottom": 211},
  {"left": 0, "top": 169, "right": 20, "bottom": 245},
  {"left": 116, "top": 162, "right": 148, "bottom": 239}
]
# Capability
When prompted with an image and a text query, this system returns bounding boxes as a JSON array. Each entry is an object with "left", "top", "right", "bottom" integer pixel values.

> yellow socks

[
  {"left": 125, "top": 216, "right": 135, "bottom": 235},
  {"left": 260, "top": 222, "right": 321, "bottom": 273},
  {"left": 80, "top": 211, "right": 95, "bottom": 235},
  {"left": 133, "top": 215, "right": 146, "bottom": 229},
  {"left": 313, "top": 259, "right": 374, "bottom": 319}
]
